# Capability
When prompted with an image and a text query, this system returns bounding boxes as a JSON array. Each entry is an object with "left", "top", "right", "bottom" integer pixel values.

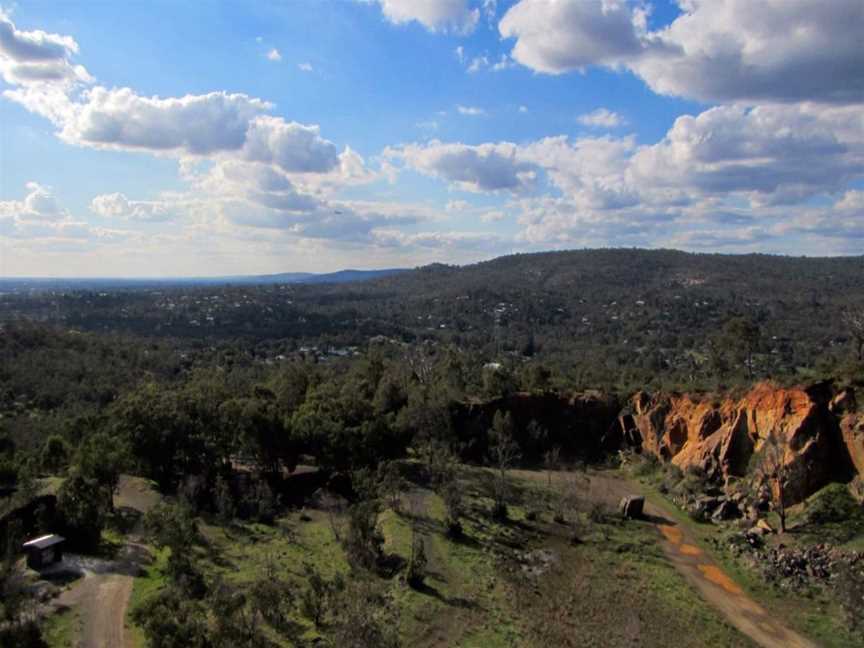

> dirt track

[
  {"left": 582, "top": 471, "right": 819, "bottom": 648},
  {"left": 56, "top": 572, "right": 134, "bottom": 648},
  {"left": 46, "top": 478, "right": 158, "bottom": 647}
]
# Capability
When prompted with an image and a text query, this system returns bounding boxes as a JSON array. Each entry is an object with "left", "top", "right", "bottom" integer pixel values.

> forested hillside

[{"left": 3, "top": 249, "right": 863, "bottom": 391}]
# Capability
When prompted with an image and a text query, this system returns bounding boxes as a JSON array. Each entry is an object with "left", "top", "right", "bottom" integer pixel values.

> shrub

[
  {"left": 40, "top": 435, "right": 70, "bottom": 474},
  {"left": 632, "top": 453, "right": 661, "bottom": 477},
  {"left": 0, "top": 457, "right": 17, "bottom": 486},
  {"left": 405, "top": 537, "right": 427, "bottom": 589},
  {"left": 131, "top": 590, "right": 209, "bottom": 648},
  {"left": 343, "top": 500, "right": 384, "bottom": 571},
  {"left": 806, "top": 483, "right": 860, "bottom": 525},
  {"left": 660, "top": 464, "right": 684, "bottom": 493},
  {"left": 440, "top": 477, "right": 464, "bottom": 538},
  {"left": 329, "top": 579, "right": 400, "bottom": 648},
  {"left": 588, "top": 503, "right": 607, "bottom": 524},
  {"left": 299, "top": 562, "right": 344, "bottom": 628}
]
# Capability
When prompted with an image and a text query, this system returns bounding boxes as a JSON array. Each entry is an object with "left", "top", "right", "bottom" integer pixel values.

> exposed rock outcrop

[
  {"left": 619, "top": 382, "right": 857, "bottom": 505},
  {"left": 452, "top": 382, "right": 860, "bottom": 507},
  {"left": 841, "top": 412, "right": 864, "bottom": 477}
]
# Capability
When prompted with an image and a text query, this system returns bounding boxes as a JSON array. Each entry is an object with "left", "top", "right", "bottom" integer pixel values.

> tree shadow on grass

[{"left": 410, "top": 580, "right": 480, "bottom": 610}]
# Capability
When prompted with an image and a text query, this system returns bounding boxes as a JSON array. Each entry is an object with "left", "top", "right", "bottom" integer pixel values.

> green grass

[
  {"left": 198, "top": 511, "right": 349, "bottom": 584},
  {"left": 42, "top": 607, "right": 80, "bottom": 648},
  {"left": 126, "top": 546, "right": 169, "bottom": 648},
  {"left": 379, "top": 481, "right": 526, "bottom": 647},
  {"left": 123, "top": 466, "right": 776, "bottom": 648}
]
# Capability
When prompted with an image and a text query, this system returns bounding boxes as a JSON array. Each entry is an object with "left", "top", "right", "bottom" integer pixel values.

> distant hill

[
  {"left": 2, "top": 248, "right": 862, "bottom": 389},
  {"left": 246, "top": 268, "right": 407, "bottom": 285},
  {"left": 0, "top": 268, "right": 407, "bottom": 292}
]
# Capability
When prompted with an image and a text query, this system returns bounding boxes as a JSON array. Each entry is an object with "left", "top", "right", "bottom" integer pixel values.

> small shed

[{"left": 22, "top": 534, "right": 65, "bottom": 570}]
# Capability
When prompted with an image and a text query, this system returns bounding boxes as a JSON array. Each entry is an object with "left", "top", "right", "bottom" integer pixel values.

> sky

[{"left": 0, "top": 0, "right": 862, "bottom": 277}]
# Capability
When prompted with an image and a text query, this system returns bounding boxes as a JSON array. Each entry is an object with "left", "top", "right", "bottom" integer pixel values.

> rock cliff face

[
  {"left": 452, "top": 382, "right": 861, "bottom": 505},
  {"left": 617, "top": 381, "right": 858, "bottom": 504}
]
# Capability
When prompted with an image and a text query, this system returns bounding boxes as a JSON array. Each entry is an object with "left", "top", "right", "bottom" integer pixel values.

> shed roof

[{"left": 22, "top": 534, "right": 65, "bottom": 550}]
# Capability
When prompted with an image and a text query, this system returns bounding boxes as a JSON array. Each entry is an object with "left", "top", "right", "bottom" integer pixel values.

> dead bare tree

[
  {"left": 842, "top": 307, "right": 864, "bottom": 362},
  {"left": 543, "top": 446, "right": 561, "bottom": 490},
  {"left": 321, "top": 492, "right": 346, "bottom": 543},
  {"left": 405, "top": 346, "right": 435, "bottom": 385}
]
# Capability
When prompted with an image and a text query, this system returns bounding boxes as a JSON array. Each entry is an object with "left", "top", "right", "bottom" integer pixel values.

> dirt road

[
  {"left": 56, "top": 572, "right": 134, "bottom": 648},
  {"left": 50, "top": 549, "right": 144, "bottom": 648},
  {"left": 583, "top": 471, "right": 819, "bottom": 648}
]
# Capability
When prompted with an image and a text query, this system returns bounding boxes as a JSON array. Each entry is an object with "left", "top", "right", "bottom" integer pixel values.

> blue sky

[{"left": 1, "top": 0, "right": 862, "bottom": 276}]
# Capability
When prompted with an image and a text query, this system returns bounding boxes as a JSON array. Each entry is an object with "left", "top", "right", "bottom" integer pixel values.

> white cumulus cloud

[
  {"left": 387, "top": 140, "right": 537, "bottom": 193},
  {"left": 375, "top": 0, "right": 480, "bottom": 34},
  {"left": 0, "top": 11, "right": 92, "bottom": 86},
  {"left": 90, "top": 193, "right": 174, "bottom": 222},
  {"left": 499, "top": 0, "right": 864, "bottom": 105},
  {"left": 578, "top": 108, "right": 625, "bottom": 129}
]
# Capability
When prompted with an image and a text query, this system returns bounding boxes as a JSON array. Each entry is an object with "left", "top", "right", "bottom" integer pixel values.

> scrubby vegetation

[{"left": 1, "top": 249, "right": 864, "bottom": 646}]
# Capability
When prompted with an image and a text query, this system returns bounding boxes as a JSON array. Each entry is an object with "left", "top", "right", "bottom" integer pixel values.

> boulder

[
  {"left": 711, "top": 499, "right": 741, "bottom": 522},
  {"left": 619, "top": 495, "right": 645, "bottom": 519},
  {"left": 756, "top": 518, "right": 775, "bottom": 534}
]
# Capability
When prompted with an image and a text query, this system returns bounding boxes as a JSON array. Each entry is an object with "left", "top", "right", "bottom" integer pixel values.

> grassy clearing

[
  {"left": 380, "top": 479, "right": 525, "bottom": 648},
  {"left": 123, "top": 465, "right": 768, "bottom": 647}
]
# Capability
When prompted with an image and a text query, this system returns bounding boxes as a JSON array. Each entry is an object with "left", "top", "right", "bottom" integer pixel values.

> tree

[
  {"left": 487, "top": 411, "right": 521, "bottom": 520},
  {"left": 723, "top": 316, "right": 761, "bottom": 380},
  {"left": 405, "top": 535, "right": 427, "bottom": 589},
  {"left": 75, "top": 431, "right": 129, "bottom": 512},
  {"left": 842, "top": 307, "right": 864, "bottom": 362},
  {"left": 552, "top": 465, "right": 588, "bottom": 527},
  {"left": 543, "top": 446, "right": 561, "bottom": 490},
  {"left": 329, "top": 578, "right": 400, "bottom": 648},
  {"left": 214, "top": 474, "right": 236, "bottom": 524},
  {"left": 131, "top": 590, "right": 210, "bottom": 648},
  {"left": 377, "top": 462, "right": 405, "bottom": 513},
  {"left": 144, "top": 503, "right": 205, "bottom": 596},
  {"left": 40, "top": 435, "right": 70, "bottom": 475},
  {"left": 343, "top": 499, "right": 384, "bottom": 571},
  {"left": 145, "top": 503, "right": 200, "bottom": 554},
  {"left": 754, "top": 431, "right": 790, "bottom": 533},
  {"left": 299, "top": 562, "right": 344, "bottom": 629},
  {"left": 209, "top": 580, "right": 263, "bottom": 647},
  {"left": 57, "top": 469, "right": 111, "bottom": 551},
  {"left": 0, "top": 538, "right": 46, "bottom": 648}
]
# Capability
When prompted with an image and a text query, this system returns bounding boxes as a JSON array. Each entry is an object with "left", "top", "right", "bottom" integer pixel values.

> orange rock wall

[{"left": 622, "top": 382, "right": 857, "bottom": 504}]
